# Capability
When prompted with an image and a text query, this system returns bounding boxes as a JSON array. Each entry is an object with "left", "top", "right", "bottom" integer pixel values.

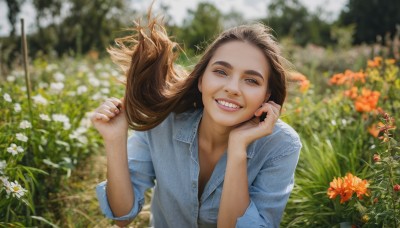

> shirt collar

[
  {"left": 173, "top": 108, "right": 203, "bottom": 144},
  {"left": 173, "top": 108, "right": 256, "bottom": 159}
]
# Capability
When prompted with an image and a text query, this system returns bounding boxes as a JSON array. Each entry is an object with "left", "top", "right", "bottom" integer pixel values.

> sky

[{"left": 0, "top": 0, "right": 347, "bottom": 36}]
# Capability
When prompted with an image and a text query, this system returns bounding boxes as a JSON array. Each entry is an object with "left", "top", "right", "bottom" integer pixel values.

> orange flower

[
  {"left": 327, "top": 176, "right": 353, "bottom": 203},
  {"left": 299, "top": 79, "right": 310, "bottom": 92},
  {"left": 289, "top": 71, "right": 310, "bottom": 93},
  {"left": 327, "top": 177, "right": 345, "bottom": 199},
  {"left": 367, "top": 56, "right": 382, "bottom": 68},
  {"left": 385, "top": 58, "right": 396, "bottom": 65},
  {"left": 344, "top": 87, "right": 358, "bottom": 99},
  {"left": 327, "top": 173, "right": 369, "bottom": 204},
  {"left": 289, "top": 71, "right": 307, "bottom": 81},
  {"left": 330, "top": 72, "right": 347, "bottom": 85},
  {"left": 330, "top": 70, "right": 366, "bottom": 86},
  {"left": 368, "top": 122, "right": 384, "bottom": 138},
  {"left": 354, "top": 88, "right": 380, "bottom": 113}
]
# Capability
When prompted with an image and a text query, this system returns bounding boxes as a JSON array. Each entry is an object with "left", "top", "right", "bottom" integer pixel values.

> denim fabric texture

[{"left": 96, "top": 108, "right": 301, "bottom": 228}]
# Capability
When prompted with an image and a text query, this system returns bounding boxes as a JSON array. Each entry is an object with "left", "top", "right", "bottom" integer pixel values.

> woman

[{"left": 91, "top": 13, "right": 301, "bottom": 228}]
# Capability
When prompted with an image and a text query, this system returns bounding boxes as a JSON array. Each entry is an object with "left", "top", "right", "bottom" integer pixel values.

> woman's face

[{"left": 198, "top": 41, "right": 270, "bottom": 127}]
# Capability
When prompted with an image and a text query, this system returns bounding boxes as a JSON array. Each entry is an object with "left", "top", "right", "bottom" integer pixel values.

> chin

[{"left": 213, "top": 115, "right": 252, "bottom": 127}]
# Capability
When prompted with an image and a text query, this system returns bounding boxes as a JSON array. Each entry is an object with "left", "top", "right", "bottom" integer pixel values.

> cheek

[
  {"left": 201, "top": 74, "right": 220, "bottom": 94},
  {"left": 247, "top": 89, "right": 268, "bottom": 107}
]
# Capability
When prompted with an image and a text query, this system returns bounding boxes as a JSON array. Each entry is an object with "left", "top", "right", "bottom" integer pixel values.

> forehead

[{"left": 209, "top": 41, "right": 270, "bottom": 77}]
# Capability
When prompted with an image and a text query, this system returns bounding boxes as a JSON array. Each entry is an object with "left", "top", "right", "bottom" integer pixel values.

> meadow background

[{"left": 0, "top": 0, "right": 399, "bottom": 227}]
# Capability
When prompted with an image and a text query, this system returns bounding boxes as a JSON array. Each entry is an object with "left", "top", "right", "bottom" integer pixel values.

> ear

[{"left": 198, "top": 76, "right": 203, "bottom": 93}]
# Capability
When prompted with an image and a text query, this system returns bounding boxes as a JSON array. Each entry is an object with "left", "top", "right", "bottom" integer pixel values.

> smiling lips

[{"left": 215, "top": 99, "right": 242, "bottom": 111}]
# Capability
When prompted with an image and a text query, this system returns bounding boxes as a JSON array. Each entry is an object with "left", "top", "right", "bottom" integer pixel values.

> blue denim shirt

[{"left": 96, "top": 108, "right": 301, "bottom": 228}]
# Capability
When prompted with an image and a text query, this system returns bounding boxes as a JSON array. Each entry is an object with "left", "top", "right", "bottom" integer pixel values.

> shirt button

[{"left": 192, "top": 182, "right": 196, "bottom": 189}]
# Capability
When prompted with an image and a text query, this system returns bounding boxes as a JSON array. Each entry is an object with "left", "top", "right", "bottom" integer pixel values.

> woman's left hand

[{"left": 229, "top": 101, "right": 281, "bottom": 148}]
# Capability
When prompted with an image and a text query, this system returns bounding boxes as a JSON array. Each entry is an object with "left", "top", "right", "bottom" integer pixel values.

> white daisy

[
  {"left": 101, "top": 88, "right": 110, "bottom": 94},
  {"left": 7, "top": 144, "right": 24, "bottom": 156},
  {"left": 14, "top": 103, "right": 21, "bottom": 112},
  {"left": 52, "top": 114, "right": 70, "bottom": 123},
  {"left": 19, "top": 120, "right": 32, "bottom": 129},
  {"left": 3, "top": 93, "right": 12, "bottom": 102},
  {"left": 49, "top": 82, "right": 64, "bottom": 94},
  {"left": 5, "top": 180, "right": 28, "bottom": 199},
  {"left": 32, "top": 94, "right": 48, "bottom": 105},
  {"left": 88, "top": 77, "right": 100, "bottom": 87},
  {"left": 70, "top": 127, "right": 88, "bottom": 144},
  {"left": 53, "top": 72, "right": 65, "bottom": 82},
  {"left": 7, "top": 75, "right": 16, "bottom": 82},
  {"left": 16, "top": 133, "right": 28, "bottom": 142},
  {"left": 77, "top": 85, "right": 88, "bottom": 95},
  {"left": 39, "top": 114, "right": 51, "bottom": 121}
]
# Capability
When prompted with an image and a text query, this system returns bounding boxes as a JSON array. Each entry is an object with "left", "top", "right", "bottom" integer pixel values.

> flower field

[
  {"left": 0, "top": 57, "right": 125, "bottom": 227},
  {"left": 0, "top": 46, "right": 399, "bottom": 227},
  {"left": 281, "top": 55, "right": 400, "bottom": 226}
]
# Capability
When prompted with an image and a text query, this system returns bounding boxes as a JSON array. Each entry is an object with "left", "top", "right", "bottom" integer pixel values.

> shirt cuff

[
  {"left": 96, "top": 181, "right": 144, "bottom": 221},
  {"left": 236, "top": 200, "right": 270, "bottom": 228}
]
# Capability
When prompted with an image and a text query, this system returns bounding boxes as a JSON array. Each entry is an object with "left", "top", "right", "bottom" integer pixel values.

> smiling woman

[
  {"left": 90, "top": 6, "right": 301, "bottom": 228},
  {"left": 198, "top": 41, "right": 270, "bottom": 128}
]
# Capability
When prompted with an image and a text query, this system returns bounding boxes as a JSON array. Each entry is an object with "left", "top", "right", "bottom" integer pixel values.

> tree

[
  {"left": 4, "top": 0, "right": 25, "bottom": 37},
  {"left": 28, "top": 0, "right": 133, "bottom": 57},
  {"left": 222, "top": 9, "right": 245, "bottom": 30},
  {"left": 179, "top": 2, "right": 222, "bottom": 54},
  {"left": 339, "top": 0, "right": 400, "bottom": 44},
  {"left": 262, "top": 0, "right": 332, "bottom": 46}
]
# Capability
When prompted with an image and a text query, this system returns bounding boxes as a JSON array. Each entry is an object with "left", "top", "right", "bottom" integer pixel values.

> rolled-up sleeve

[
  {"left": 236, "top": 144, "right": 301, "bottom": 228},
  {"left": 96, "top": 131, "right": 156, "bottom": 221}
]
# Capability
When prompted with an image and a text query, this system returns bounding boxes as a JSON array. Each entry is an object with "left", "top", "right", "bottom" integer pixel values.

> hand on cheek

[{"left": 229, "top": 101, "right": 281, "bottom": 147}]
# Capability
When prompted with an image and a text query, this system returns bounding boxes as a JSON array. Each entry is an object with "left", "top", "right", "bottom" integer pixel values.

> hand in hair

[{"left": 91, "top": 97, "right": 128, "bottom": 140}]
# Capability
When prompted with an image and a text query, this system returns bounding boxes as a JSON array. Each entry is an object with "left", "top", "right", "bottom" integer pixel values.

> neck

[{"left": 198, "top": 114, "right": 232, "bottom": 152}]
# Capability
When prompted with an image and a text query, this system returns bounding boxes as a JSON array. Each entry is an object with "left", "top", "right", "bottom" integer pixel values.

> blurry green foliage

[
  {"left": 177, "top": 2, "right": 222, "bottom": 55},
  {"left": 262, "top": 0, "right": 333, "bottom": 46},
  {"left": 338, "top": 0, "right": 400, "bottom": 44}
]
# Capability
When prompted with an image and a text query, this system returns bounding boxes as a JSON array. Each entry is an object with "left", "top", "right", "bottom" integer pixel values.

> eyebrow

[{"left": 212, "top": 61, "right": 265, "bottom": 81}]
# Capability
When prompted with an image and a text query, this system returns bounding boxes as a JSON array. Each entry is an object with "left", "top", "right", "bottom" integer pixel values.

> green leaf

[{"left": 30, "top": 216, "right": 59, "bottom": 228}]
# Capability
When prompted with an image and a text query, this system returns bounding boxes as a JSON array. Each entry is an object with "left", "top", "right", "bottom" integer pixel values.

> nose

[{"left": 224, "top": 76, "right": 240, "bottom": 96}]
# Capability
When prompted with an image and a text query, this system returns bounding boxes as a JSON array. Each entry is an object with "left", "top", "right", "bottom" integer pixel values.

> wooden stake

[
  {"left": 21, "top": 18, "right": 34, "bottom": 125},
  {"left": 21, "top": 18, "right": 34, "bottom": 169}
]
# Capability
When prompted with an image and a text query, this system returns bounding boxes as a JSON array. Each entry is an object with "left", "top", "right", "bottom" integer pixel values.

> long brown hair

[{"left": 108, "top": 13, "right": 288, "bottom": 131}]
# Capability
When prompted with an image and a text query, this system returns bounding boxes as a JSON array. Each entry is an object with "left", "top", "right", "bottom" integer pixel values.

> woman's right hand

[{"left": 90, "top": 97, "right": 128, "bottom": 140}]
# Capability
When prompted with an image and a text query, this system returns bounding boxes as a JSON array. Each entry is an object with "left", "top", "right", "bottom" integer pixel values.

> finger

[
  {"left": 260, "top": 102, "right": 280, "bottom": 117},
  {"left": 93, "top": 113, "right": 110, "bottom": 122},
  {"left": 254, "top": 103, "right": 272, "bottom": 117},
  {"left": 268, "top": 101, "right": 281, "bottom": 110},
  {"left": 268, "top": 101, "right": 281, "bottom": 113},
  {"left": 259, "top": 106, "right": 278, "bottom": 128},
  {"left": 103, "top": 100, "right": 120, "bottom": 114},
  {"left": 109, "top": 97, "right": 124, "bottom": 110},
  {"left": 268, "top": 104, "right": 280, "bottom": 117},
  {"left": 97, "top": 105, "right": 117, "bottom": 118}
]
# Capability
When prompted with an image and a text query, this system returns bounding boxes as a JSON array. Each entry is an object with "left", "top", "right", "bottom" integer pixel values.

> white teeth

[{"left": 217, "top": 100, "right": 240, "bottom": 108}]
